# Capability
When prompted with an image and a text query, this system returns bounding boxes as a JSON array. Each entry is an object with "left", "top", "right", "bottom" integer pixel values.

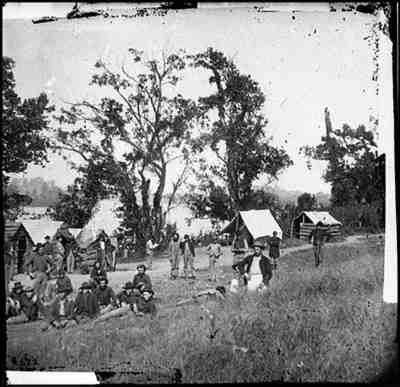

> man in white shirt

[{"left": 145, "top": 238, "right": 158, "bottom": 270}]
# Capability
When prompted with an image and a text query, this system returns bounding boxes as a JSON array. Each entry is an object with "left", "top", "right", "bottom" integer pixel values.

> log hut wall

[{"left": 299, "top": 223, "right": 342, "bottom": 241}]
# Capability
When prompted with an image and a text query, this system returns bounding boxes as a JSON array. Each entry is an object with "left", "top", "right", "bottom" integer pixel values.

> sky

[{"left": 3, "top": 2, "right": 386, "bottom": 195}]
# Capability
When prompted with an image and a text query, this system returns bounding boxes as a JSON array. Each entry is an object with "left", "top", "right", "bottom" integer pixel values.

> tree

[
  {"left": 51, "top": 161, "right": 111, "bottom": 228},
  {"left": 2, "top": 56, "right": 54, "bottom": 219},
  {"left": 188, "top": 48, "right": 292, "bottom": 211},
  {"left": 184, "top": 180, "right": 232, "bottom": 221},
  {"left": 296, "top": 192, "right": 316, "bottom": 212},
  {"left": 53, "top": 49, "right": 198, "bottom": 250},
  {"left": 301, "top": 108, "right": 382, "bottom": 207}
]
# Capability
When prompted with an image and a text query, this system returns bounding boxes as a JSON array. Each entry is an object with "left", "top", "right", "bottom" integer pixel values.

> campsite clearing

[{"left": 7, "top": 234, "right": 396, "bottom": 383}]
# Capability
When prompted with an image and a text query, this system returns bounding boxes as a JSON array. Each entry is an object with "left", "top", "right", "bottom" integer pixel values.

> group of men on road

[
  {"left": 6, "top": 262, "right": 157, "bottom": 330},
  {"left": 6, "top": 222, "right": 329, "bottom": 329}
]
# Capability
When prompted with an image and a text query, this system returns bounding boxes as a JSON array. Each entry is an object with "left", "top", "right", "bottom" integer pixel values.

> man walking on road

[
  {"left": 309, "top": 221, "right": 328, "bottom": 267},
  {"left": 180, "top": 234, "right": 196, "bottom": 280},
  {"left": 169, "top": 233, "right": 181, "bottom": 280},
  {"left": 145, "top": 237, "right": 158, "bottom": 271},
  {"left": 267, "top": 231, "right": 281, "bottom": 270},
  {"left": 206, "top": 236, "right": 222, "bottom": 282}
]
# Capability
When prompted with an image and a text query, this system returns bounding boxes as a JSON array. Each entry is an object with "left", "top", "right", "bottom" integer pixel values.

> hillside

[{"left": 7, "top": 177, "right": 65, "bottom": 207}]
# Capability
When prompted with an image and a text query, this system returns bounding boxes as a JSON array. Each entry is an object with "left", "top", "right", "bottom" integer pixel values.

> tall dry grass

[{"left": 7, "top": 239, "right": 397, "bottom": 383}]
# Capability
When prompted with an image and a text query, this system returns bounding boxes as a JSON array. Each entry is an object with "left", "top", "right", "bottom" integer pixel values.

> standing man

[
  {"left": 309, "top": 221, "right": 327, "bottom": 267},
  {"left": 206, "top": 236, "right": 222, "bottom": 282},
  {"left": 4, "top": 242, "right": 15, "bottom": 298},
  {"left": 24, "top": 244, "right": 51, "bottom": 301},
  {"left": 145, "top": 237, "right": 158, "bottom": 271},
  {"left": 180, "top": 234, "right": 196, "bottom": 280},
  {"left": 267, "top": 231, "right": 281, "bottom": 270},
  {"left": 168, "top": 233, "right": 181, "bottom": 280},
  {"left": 54, "top": 236, "right": 65, "bottom": 272}
]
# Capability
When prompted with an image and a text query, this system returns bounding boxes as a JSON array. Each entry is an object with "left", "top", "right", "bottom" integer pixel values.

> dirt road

[{"left": 11, "top": 234, "right": 376, "bottom": 293}]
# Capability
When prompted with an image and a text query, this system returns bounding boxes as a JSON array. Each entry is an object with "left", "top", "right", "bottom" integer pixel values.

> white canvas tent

[
  {"left": 222, "top": 209, "right": 283, "bottom": 240},
  {"left": 76, "top": 198, "right": 122, "bottom": 249},
  {"left": 69, "top": 228, "right": 82, "bottom": 239},
  {"left": 21, "top": 219, "right": 64, "bottom": 244}
]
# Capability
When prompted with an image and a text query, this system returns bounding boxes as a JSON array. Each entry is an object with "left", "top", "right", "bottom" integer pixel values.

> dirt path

[{"left": 11, "top": 234, "right": 376, "bottom": 293}]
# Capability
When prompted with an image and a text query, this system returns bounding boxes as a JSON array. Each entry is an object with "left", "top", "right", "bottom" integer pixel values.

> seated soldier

[
  {"left": 90, "top": 260, "right": 107, "bottom": 288},
  {"left": 74, "top": 281, "right": 99, "bottom": 323},
  {"left": 131, "top": 288, "right": 157, "bottom": 317},
  {"left": 42, "top": 287, "right": 76, "bottom": 330},
  {"left": 132, "top": 264, "right": 152, "bottom": 291},
  {"left": 92, "top": 277, "right": 117, "bottom": 315},
  {"left": 94, "top": 282, "right": 138, "bottom": 323},
  {"left": 116, "top": 281, "right": 139, "bottom": 307},
  {"left": 55, "top": 269, "right": 73, "bottom": 296},
  {"left": 7, "top": 284, "right": 41, "bottom": 324}
]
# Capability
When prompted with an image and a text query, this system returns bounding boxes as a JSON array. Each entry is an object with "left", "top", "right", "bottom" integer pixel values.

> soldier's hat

[
  {"left": 137, "top": 264, "right": 146, "bottom": 271},
  {"left": 79, "top": 281, "right": 91, "bottom": 290},
  {"left": 98, "top": 276, "right": 108, "bottom": 284},
  {"left": 123, "top": 281, "right": 134, "bottom": 290},
  {"left": 253, "top": 240, "right": 265, "bottom": 249}
]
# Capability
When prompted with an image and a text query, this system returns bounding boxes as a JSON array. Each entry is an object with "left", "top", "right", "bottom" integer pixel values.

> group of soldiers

[
  {"left": 6, "top": 262, "right": 156, "bottom": 330},
  {"left": 6, "top": 222, "right": 329, "bottom": 329}
]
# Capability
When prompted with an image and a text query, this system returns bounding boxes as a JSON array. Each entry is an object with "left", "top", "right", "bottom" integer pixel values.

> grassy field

[{"left": 6, "top": 237, "right": 397, "bottom": 383}]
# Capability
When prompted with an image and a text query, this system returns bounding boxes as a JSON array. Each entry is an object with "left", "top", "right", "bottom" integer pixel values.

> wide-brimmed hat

[
  {"left": 253, "top": 240, "right": 265, "bottom": 249},
  {"left": 136, "top": 264, "right": 146, "bottom": 271},
  {"left": 79, "top": 281, "right": 91, "bottom": 290},
  {"left": 123, "top": 281, "right": 134, "bottom": 290}
]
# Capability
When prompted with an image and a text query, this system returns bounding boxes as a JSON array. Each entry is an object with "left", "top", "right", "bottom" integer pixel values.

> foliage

[
  {"left": 7, "top": 177, "right": 64, "bottom": 207},
  {"left": 300, "top": 108, "right": 383, "bottom": 209},
  {"left": 184, "top": 180, "right": 233, "bottom": 221},
  {"left": 188, "top": 48, "right": 292, "bottom": 211},
  {"left": 51, "top": 160, "right": 112, "bottom": 228},
  {"left": 7, "top": 241, "right": 396, "bottom": 383},
  {"left": 53, "top": 49, "right": 199, "bottom": 250},
  {"left": 296, "top": 192, "right": 317, "bottom": 212},
  {"left": 2, "top": 56, "right": 54, "bottom": 219}
]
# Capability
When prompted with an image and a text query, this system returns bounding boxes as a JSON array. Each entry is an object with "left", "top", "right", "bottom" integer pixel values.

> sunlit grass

[{"left": 7, "top": 239, "right": 397, "bottom": 383}]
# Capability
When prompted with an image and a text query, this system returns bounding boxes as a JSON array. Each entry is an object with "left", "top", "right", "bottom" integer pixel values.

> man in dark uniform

[
  {"left": 74, "top": 281, "right": 99, "bottom": 323},
  {"left": 232, "top": 241, "right": 274, "bottom": 291},
  {"left": 267, "top": 231, "right": 281, "bottom": 270},
  {"left": 132, "top": 264, "right": 152, "bottom": 290},
  {"left": 93, "top": 277, "right": 117, "bottom": 315},
  {"left": 309, "top": 221, "right": 328, "bottom": 267}
]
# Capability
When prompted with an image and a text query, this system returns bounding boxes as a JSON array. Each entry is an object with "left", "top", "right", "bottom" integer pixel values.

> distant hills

[
  {"left": 261, "top": 185, "right": 331, "bottom": 207},
  {"left": 7, "top": 176, "right": 65, "bottom": 207},
  {"left": 7, "top": 176, "right": 331, "bottom": 209}
]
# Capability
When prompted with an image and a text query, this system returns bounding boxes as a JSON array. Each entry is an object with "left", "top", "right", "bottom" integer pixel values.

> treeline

[{"left": 6, "top": 177, "right": 65, "bottom": 207}]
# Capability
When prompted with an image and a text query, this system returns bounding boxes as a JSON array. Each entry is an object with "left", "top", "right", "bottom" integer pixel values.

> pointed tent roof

[
  {"left": 298, "top": 211, "right": 342, "bottom": 225},
  {"left": 222, "top": 209, "right": 283, "bottom": 240},
  {"left": 69, "top": 228, "right": 82, "bottom": 238},
  {"left": 21, "top": 219, "right": 64, "bottom": 244}
]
